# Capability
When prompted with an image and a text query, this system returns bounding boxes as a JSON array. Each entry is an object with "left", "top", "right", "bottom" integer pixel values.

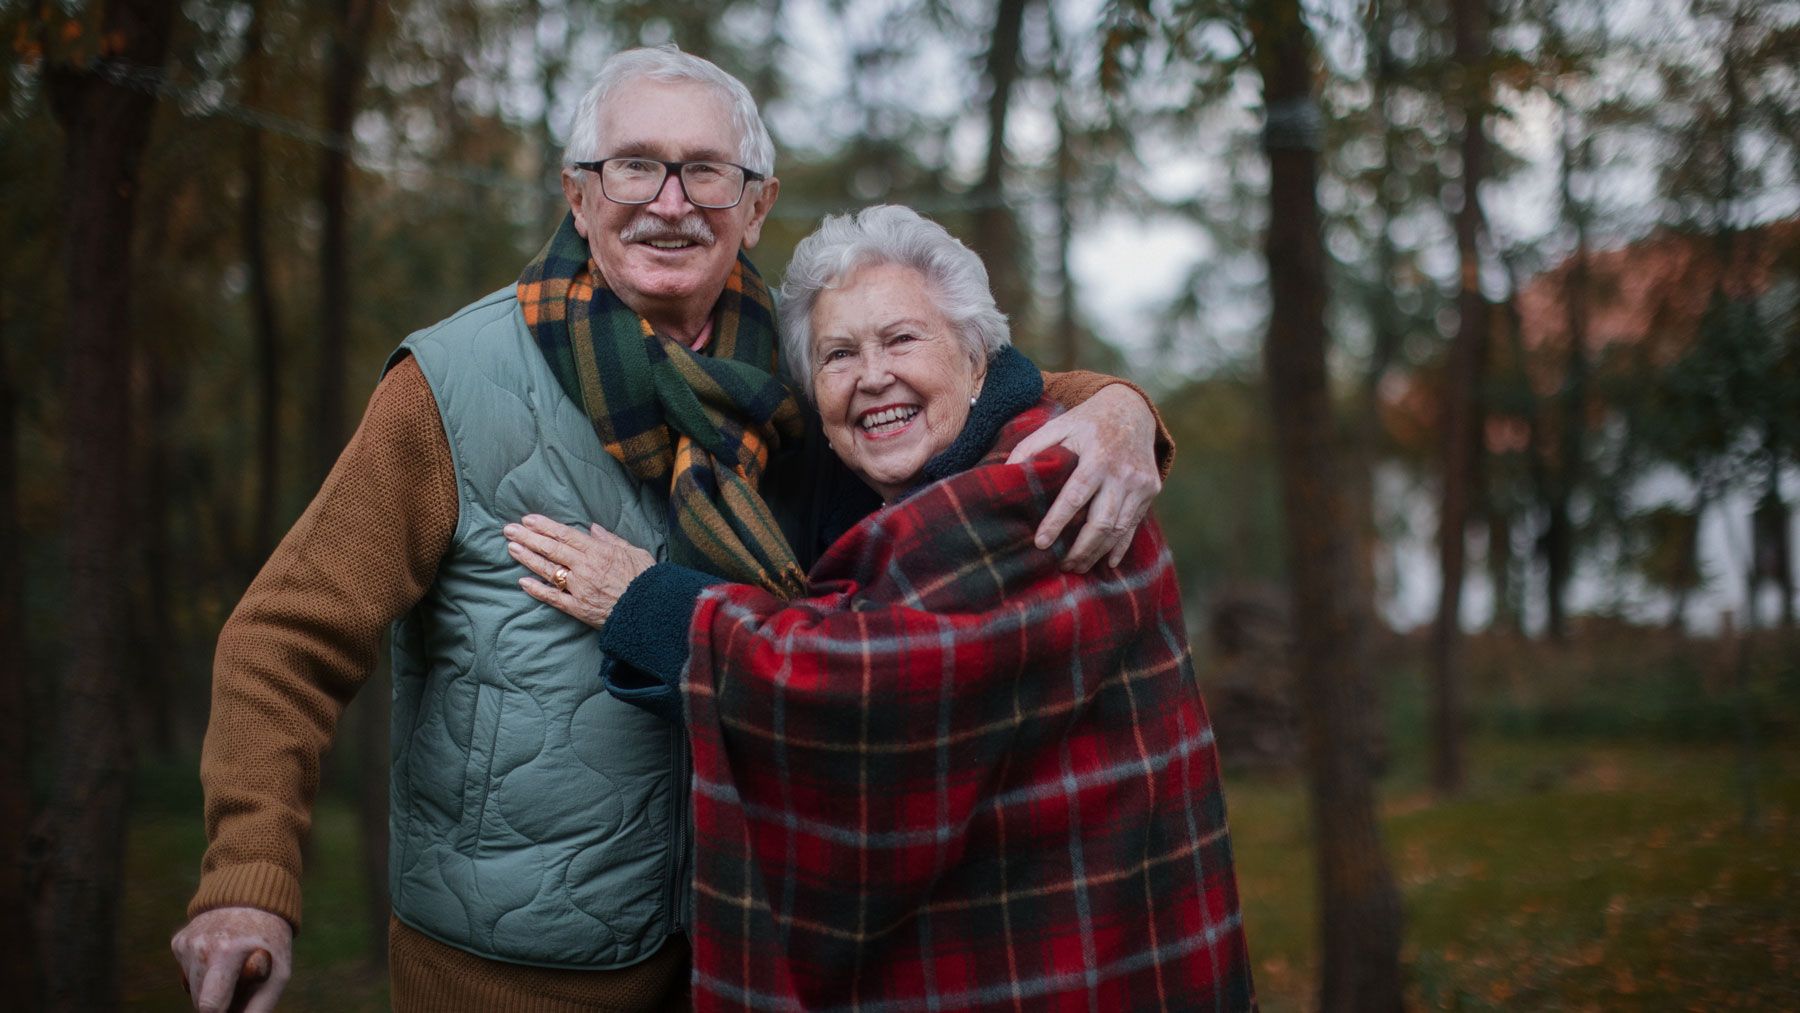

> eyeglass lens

[{"left": 602, "top": 160, "right": 746, "bottom": 208}]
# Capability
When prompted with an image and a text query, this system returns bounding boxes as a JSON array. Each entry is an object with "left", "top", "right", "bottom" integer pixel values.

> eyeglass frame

[{"left": 569, "top": 157, "right": 768, "bottom": 210}]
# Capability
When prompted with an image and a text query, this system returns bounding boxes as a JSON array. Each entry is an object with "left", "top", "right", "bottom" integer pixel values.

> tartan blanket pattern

[{"left": 684, "top": 402, "right": 1255, "bottom": 1011}]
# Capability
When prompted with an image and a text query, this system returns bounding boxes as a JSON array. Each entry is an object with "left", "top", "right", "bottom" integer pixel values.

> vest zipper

[{"left": 667, "top": 727, "right": 692, "bottom": 930}]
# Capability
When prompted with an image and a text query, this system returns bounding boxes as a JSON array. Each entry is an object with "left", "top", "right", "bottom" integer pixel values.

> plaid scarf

[
  {"left": 518, "top": 214, "right": 806, "bottom": 597},
  {"left": 683, "top": 401, "right": 1256, "bottom": 1011}
]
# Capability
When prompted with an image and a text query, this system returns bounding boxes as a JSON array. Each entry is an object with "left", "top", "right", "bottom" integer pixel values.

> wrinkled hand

[
  {"left": 506, "top": 514, "right": 655, "bottom": 630},
  {"left": 170, "top": 906, "right": 291, "bottom": 1013},
  {"left": 1007, "top": 383, "right": 1162, "bottom": 572}
]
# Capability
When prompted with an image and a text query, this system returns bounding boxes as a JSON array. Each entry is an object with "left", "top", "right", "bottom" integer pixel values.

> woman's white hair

[
  {"left": 563, "top": 45, "right": 775, "bottom": 176},
  {"left": 779, "top": 205, "right": 1011, "bottom": 400}
]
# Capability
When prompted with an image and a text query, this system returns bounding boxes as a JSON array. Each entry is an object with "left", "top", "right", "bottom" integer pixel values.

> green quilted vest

[{"left": 384, "top": 288, "right": 686, "bottom": 969}]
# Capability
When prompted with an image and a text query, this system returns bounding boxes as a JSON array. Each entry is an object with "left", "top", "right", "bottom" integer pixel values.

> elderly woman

[{"left": 505, "top": 206, "right": 1253, "bottom": 1009}]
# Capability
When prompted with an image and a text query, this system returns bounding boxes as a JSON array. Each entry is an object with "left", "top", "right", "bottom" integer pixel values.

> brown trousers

[{"left": 387, "top": 917, "right": 690, "bottom": 1012}]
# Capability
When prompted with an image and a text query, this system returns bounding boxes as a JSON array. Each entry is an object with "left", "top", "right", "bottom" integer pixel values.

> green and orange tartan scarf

[{"left": 517, "top": 214, "right": 807, "bottom": 598}]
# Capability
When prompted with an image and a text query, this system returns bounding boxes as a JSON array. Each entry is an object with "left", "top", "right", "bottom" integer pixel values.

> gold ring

[{"left": 552, "top": 566, "right": 570, "bottom": 591}]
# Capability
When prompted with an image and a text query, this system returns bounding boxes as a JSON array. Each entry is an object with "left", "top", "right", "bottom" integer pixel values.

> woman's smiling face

[{"left": 809, "top": 262, "right": 987, "bottom": 501}]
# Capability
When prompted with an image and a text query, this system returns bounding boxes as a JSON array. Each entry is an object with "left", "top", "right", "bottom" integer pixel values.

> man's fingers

[
  {"left": 1107, "top": 538, "right": 1132, "bottom": 569},
  {"left": 1034, "top": 460, "right": 1101, "bottom": 550},
  {"left": 1006, "top": 426, "right": 1059, "bottom": 467},
  {"left": 1063, "top": 478, "right": 1136, "bottom": 573},
  {"left": 239, "top": 955, "right": 289, "bottom": 1013},
  {"left": 1062, "top": 522, "right": 1114, "bottom": 573},
  {"left": 192, "top": 960, "right": 240, "bottom": 1013}
]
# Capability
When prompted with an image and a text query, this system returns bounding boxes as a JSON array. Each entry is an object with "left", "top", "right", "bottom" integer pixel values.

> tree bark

[
  {"left": 316, "top": 0, "right": 387, "bottom": 965},
  {"left": 1428, "top": 0, "right": 1493, "bottom": 797},
  {"left": 313, "top": 0, "right": 374, "bottom": 484},
  {"left": 1248, "top": 2, "right": 1406, "bottom": 1008},
  {"left": 1543, "top": 98, "right": 1591, "bottom": 644},
  {"left": 1350, "top": 0, "right": 1405, "bottom": 643},
  {"left": 972, "top": 0, "right": 1035, "bottom": 324},
  {"left": 243, "top": 0, "right": 283, "bottom": 568},
  {"left": 38, "top": 0, "right": 176, "bottom": 1006},
  {"left": 1048, "top": 12, "right": 1080, "bottom": 372},
  {"left": 0, "top": 287, "right": 37, "bottom": 1008},
  {"left": 529, "top": 0, "right": 573, "bottom": 232},
  {"left": 135, "top": 348, "right": 178, "bottom": 756}
]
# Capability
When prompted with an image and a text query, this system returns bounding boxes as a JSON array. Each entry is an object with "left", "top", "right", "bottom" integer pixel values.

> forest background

[{"left": 3, "top": 0, "right": 1796, "bottom": 1009}]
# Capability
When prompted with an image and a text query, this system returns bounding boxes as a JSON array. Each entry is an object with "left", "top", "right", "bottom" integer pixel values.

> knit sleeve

[
  {"left": 188, "top": 357, "right": 457, "bottom": 929},
  {"left": 1040, "top": 370, "right": 1176, "bottom": 480}
]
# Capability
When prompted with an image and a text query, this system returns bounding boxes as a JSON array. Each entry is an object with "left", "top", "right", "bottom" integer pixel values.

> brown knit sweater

[{"left": 190, "top": 356, "right": 1170, "bottom": 1008}]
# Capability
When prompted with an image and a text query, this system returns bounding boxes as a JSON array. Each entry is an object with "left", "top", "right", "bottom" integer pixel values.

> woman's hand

[{"left": 504, "top": 514, "right": 654, "bottom": 630}]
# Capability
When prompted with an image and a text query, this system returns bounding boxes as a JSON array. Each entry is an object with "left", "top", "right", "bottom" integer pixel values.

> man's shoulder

[
  {"left": 388, "top": 287, "right": 524, "bottom": 374},
  {"left": 411, "top": 286, "right": 522, "bottom": 343}
]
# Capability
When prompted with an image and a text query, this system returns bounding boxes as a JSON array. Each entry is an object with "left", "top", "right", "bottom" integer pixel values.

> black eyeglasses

[{"left": 571, "top": 157, "right": 767, "bottom": 210}]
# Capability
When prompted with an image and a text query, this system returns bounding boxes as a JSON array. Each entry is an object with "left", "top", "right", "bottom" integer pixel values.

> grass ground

[
  {"left": 1232, "top": 737, "right": 1799, "bottom": 1010},
  {"left": 120, "top": 635, "right": 1799, "bottom": 1011}
]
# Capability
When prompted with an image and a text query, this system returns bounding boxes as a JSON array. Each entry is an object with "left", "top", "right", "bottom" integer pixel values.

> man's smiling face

[{"left": 562, "top": 77, "right": 779, "bottom": 334}]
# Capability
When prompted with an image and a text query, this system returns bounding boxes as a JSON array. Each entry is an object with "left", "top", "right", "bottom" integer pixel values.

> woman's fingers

[
  {"left": 520, "top": 513, "right": 632, "bottom": 549},
  {"left": 505, "top": 537, "right": 558, "bottom": 581}
]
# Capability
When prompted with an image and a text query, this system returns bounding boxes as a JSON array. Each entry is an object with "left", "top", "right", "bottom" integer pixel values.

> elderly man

[{"left": 171, "top": 46, "right": 1169, "bottom": 1012}]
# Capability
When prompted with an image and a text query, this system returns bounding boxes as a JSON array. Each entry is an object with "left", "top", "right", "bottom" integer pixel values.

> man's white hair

[
  {"left": 563, "top": 45, "right": 775, "bottom": 177},
  {"left": 778, "top": 205, "right": 1011, "bottom": 400}
]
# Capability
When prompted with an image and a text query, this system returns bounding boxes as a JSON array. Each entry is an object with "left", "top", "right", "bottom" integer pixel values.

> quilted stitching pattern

[{"left": 388, "top": 290, "right": 680, "bottom": 969}]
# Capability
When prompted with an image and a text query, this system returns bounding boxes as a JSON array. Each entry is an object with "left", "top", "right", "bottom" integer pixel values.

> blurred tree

[
  {"left": 971, "top": 0, "right": 1036, "bottom": 326},
  {"left": 1246, "top": 0, "right": 1407, "bottom": 1004},
  {"left": 1629, "top": 0, "right": 1799, "bottom": 629},
  {"left": 35, "top": 0, "right": 177, "bottom": 1007},
  {"left": 0, "top": 277, "right": 31, "bottom": 1008},
  {"left": 312, "top": 0, "right": 377, "bottom": 485},
  {"left": 321, "top": 0, "right": 388, "bottom": 965},
  {"left": 243, "top": 0, "right": 285, "bottom": 568},
  {"left": 1539, "top": 96, "right": 1593, "bottom": 644},
  {"left": 1428, "top": 0, "right": 1496, "bottom": 796}
]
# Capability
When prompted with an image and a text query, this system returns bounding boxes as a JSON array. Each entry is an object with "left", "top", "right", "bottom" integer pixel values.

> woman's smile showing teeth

[
  {"left": 809, "top": 262, "right": 987, "bottom": 501},
  {"left": 858, "top": 404, "right": 920, "bottom": 437}
]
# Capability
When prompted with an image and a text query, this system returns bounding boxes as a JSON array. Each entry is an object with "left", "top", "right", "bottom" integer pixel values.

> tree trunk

[
  {"left": 243, "top": 0, "right": 283, "bottom": 568},
  {"left": 1488, "top": 506, "right": 1517, "bottom": 633},
  {"left": 313, "top": 0, "right": 374, "bottom": 484},
  {"left": 529, "top": 0, "right": 573, "bottom": 232},
  {"left": 1543, "top": 98, "right": 1592, "bottom": 644},
  {"left": 0, "top": 291, "right": 37, "bottom": 1008},
  {"left": 135, "top": 349, "right": 178, "bottom": 757},
  {"left": 1428, "top": 0, "right": 1493, "bottom": 797},
  {"left": 38, "top": 0, "right": 176, "bottom": 1006},
  {"left": 316, "top": 0, "right": 386, "bottom": 965},
  {"left": 1350, "top": 0, "right": 1405, "bottom": 643},
  {"left": 1048, "top": 12, "right": 1080, "bottom": 372},
  {"left": 972, "top": 0, "right": 1034, "bottom": 325},
  {"left": 1248, "top": 2, "right": 1406, "bottom": 1008}
]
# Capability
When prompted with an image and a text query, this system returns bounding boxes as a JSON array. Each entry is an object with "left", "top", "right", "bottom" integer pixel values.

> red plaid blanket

[{"left": 684, "top": 402, "right": 1255, "bottom": 1011}]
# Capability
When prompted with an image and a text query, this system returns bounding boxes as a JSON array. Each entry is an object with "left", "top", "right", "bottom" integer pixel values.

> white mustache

[{"left": 619, "top": 214, "right": 715, "bottom": 246}]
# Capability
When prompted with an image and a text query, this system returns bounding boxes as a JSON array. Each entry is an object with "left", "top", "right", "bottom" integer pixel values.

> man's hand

[
  {"left": 171, "top": 906, "right": 292, "bottom": 1013},
  {"left": 1007, "top": 383, "right": 1162, "bottom": 572}
]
